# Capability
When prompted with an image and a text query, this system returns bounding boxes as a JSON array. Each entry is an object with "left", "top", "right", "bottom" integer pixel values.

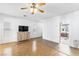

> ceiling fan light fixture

[
  {"left": 30, "top": 4, "right": 38, "bottom": 14},
  {"left": 31, "top": 8, "right": 38, "bottom": 14},
  {"left": 21, "top": 3, "right": 46, "bottom": 14}
]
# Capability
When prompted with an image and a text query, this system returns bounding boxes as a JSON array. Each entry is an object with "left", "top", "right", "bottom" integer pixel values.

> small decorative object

[{"left": 62, "top": 28, "right": 64, "bottom": 31}]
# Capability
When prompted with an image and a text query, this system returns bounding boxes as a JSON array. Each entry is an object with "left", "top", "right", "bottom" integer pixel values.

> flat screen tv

[{"left": 19, "top": 26, "right": 28, "bottom": 32}]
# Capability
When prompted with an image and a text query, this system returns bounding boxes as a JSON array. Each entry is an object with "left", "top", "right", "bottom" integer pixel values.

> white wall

[
  {"left": 0, "top": 15, "right": 42, "bottom": 44},
  {"left": 42, "top": 10, "right": 79, "bottom": 48},
  {"left": 42, "top": 16, "right": 60, "bottom": 43}
]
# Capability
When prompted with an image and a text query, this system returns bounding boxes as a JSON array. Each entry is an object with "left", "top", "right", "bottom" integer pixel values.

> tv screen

[{"left": 19, "top": 26, "right": 28, "bottom": 32}]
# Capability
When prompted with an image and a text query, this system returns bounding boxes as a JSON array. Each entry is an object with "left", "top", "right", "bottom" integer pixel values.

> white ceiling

[{"left": 0, "top": 3, "right": 79, "bottom": 22}]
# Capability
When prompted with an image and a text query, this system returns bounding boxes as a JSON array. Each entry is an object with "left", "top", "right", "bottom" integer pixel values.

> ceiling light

[{"left": 21, "top": 3, "right": 46, "bottom": 14}]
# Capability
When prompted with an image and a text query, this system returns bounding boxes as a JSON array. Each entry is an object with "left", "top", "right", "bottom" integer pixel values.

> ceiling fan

[{"left": 21, "top": 3, "right": 46, "bottom": 14}]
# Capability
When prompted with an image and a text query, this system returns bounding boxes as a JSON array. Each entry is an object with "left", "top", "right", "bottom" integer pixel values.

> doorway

[{"left": 59, "top": 23, "right": 69, "bottom": 45}]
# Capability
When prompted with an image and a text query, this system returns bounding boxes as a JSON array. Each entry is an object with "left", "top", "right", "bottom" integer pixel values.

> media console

[
  {"left": 17, "top": 32, "right": 30, "bottom": 41},
  {"left": 17, "top": 26, "right": 30, "bottom": 41}
]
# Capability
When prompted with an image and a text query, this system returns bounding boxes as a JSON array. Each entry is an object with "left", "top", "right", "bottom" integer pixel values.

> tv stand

[{"left": 17, "top": 32, "right": 30, "bottom": 41}]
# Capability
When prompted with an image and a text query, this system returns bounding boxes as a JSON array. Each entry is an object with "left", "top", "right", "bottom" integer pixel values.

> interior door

[{"left": 0, "top": 22, "right": 3, "bottom": 44}]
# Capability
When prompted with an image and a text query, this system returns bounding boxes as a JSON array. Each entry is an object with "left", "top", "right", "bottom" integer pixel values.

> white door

[
  {"left": 0, "top": 22, "right": 3, "bottom": 44},
  {"left": 3, "top": 22, "right": 11, "bottom": 43}
]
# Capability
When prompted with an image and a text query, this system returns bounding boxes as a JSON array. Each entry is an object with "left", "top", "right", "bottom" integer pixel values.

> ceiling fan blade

[
  {"left": 38, "top": 9, "right": 45, "bottom": 13},
  {"left": 21, "top": 7, "right": 27, "bottom": 9},
  {"left": 38, "top": 3, "right": 46, "bottom": 6}
]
